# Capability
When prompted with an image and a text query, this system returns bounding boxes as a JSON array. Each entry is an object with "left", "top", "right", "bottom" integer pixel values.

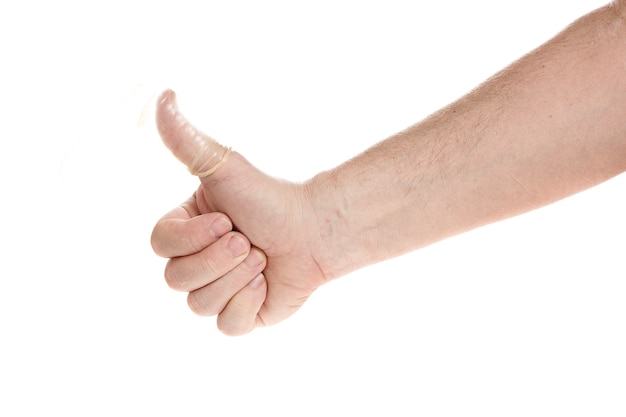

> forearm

[{"left": 309, "top": 2, "right": 626, "bottom": 279}]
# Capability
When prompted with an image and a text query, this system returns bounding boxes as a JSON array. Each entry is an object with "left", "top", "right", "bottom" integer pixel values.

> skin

[{"left": 152, "top": 1, "right": 626, "bottom": 336}]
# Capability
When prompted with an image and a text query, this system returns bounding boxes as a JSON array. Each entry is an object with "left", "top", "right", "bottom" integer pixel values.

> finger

[
  {"left": 151, "top": 208, "right": 232, "bottom": 258},
  {"left": 156, "top": 89, "right": 231, "bottom": 177},
  {"left": 164, "top": 232, "right": 250, "bottom": 292},
  {"left": 217, "top": 273, "right": 267, "bottom": 337},
  {"left": 187, "top": 248, "right": 267, "bottom": 317}
]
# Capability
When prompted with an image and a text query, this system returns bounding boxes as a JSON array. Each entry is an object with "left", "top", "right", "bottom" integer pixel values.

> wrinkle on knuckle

[
  {"left": 199, "top": 253, "right": 220, "bottom": 280},
  {"left": 150, "top": 223, "right": 168, "bottom": 257},
  {"left": 187, "top": 292, "right": 217, "bottom": 317},
  {"left": 164, "top": 261, "right": 188, "bottom": 291},
  {"left": 217, "top": 302, "right": 256, "bottom": 336},
  {"left": 217, "top": 316, "right": 246, "bottom": 337},
  {"left": 183, "top": 230, "right": 204, "bottom": 255}
]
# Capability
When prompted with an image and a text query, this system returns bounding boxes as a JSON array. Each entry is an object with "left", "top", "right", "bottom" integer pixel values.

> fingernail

[
  {"left": 244, "top": 250, "right": 263, "bottom": 268},
  {"left": 228, "top": 235, "right": 248, "bottom": 257},
  {"left": 210, "top": 218, "right": 231, "bottom": 238},
  {"left": 248, "top": 273, "right": 265, "bottom": 288}
]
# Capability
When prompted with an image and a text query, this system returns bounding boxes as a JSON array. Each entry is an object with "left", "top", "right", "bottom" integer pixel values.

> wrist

[{"left": 304, "top": 167, "right": 380, "bottom": 280}]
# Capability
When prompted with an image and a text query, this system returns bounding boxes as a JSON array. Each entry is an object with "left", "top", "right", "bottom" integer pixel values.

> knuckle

[
  {"left": 183, "top": 231, "right": 204, "bottom": 255},
  {"left": 150, "top": 223, "right": 167, "bottom": 257},
  {"left": 217, "top": 298, "right": 256, "bottom": 337},
  {"left": 187, "top": 292, "right": 219, "bottom": 317},
  {"left": 164, "top": 260, "right": 189, "bottom": 291},
  {"left": 217, "top": 316, "right": 248, "bottom": 337},
  {"left": 199, "top": 255, "right": 221, "bottom": 279}
]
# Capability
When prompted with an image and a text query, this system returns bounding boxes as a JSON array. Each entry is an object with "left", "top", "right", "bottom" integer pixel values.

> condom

[{"left": 156, "top": 89, "right": 231, "bottom": 177}]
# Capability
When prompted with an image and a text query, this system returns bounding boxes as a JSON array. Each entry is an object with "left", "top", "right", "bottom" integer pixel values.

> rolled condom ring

[{"left": 156, "top": 89, "right": 232, "bottom": 177}]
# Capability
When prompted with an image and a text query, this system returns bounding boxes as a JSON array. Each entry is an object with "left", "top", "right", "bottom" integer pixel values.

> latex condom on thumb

[{"left": 156, "top": 89, "right": 231, "bottom": 177}]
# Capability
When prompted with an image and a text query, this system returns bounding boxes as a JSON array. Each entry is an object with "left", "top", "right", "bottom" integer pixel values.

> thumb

[{"left": 155, "top": 89, "right": 231, "bottom": 177}]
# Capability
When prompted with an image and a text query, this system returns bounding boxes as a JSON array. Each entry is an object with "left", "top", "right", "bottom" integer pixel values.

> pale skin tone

[{"left": 151, "top": 1, "right": 626, "bottom": 336}]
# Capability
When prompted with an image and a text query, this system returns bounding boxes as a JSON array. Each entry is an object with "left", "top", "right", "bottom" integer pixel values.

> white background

[{"left": 1, "top": 0, "right": 624, "bottom": 415}]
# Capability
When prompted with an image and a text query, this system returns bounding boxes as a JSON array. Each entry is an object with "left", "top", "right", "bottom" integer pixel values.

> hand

[{"left": 151, "top": 90, "right": 330, "bottom": 335}]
